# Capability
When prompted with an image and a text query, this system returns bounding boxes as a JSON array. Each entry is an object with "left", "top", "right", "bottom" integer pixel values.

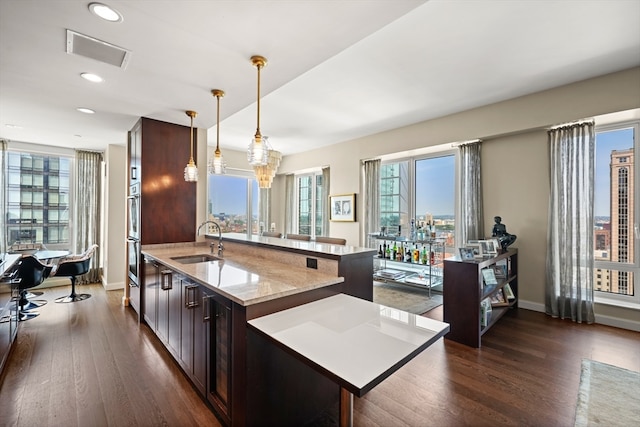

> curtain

[
  {"left": 75, "top": 150, "right": 103, "bottom": 284},
  {"left": 459, "top": 141, "right": 484, "bottom": 244},
  {"left": 362, "top": 159, "right": 380, "bottom": 247},
  {"left": 284, "top": 174, "right": 295, "bottom": 234},
  {"left": 0, "top": 140, "right": 6, "bottom": 255},
  {"left": 259, "top": 188, "right": 270, "bottom": 234},
  {"left": 322, "top": 167, "right": 330, "bottom": 236},
  {"left": 546, "top": 122, "right": 595, "bottom": 323}
]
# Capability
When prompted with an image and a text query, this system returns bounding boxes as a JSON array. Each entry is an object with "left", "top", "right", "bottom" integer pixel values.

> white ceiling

[{"left": 1, "top": 0, "right": 639, "bottom": 156}]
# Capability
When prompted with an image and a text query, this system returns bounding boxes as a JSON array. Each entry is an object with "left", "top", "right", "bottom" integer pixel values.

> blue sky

[
  {"left": 208, "top": 175, "right": 258, "bottom": 215},
  {"left": 595, "top": 127, "right": 634, "bottom": 217},
  {"left": 415, "top": 155, "right": 455, "bottom": 216}
]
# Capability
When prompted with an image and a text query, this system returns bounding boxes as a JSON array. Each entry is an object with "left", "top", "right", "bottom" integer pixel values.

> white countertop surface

[
  {"left": 248, "top": 293, "right": 449, "bottom": 396},
  {"left": 213, "top": 233, "right": 376, "bottom": 258},
  {"left": 142, "top": 245, "right": 344, "bottom": 306}
]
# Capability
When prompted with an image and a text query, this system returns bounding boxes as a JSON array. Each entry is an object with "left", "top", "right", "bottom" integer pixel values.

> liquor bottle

[
  {"left": 421, "top": 245, "right": 428, "bottom": 265},
  {"left": 430, "top": 249, "right": 436, "bottom": 265},
  {"left": 413, "top": 244, "right": 420, "bottom": 263},
  {"left": 392, "top": 242, "right": 398, "bottom": 260},
  {"left": 405, "top": 245, "right": 412, "bottom": 263},
  {"left": 382, "top": 242, "right": 387, "bottom": 258},
  {"left": 378, "top": 245, "right": 383, "bottom": 258},
  {"left": 385, "top": 244, "right": 391, "bottom": 260},
  {"left": 396, "top": 243, "right": 404, "bottom": 262}
]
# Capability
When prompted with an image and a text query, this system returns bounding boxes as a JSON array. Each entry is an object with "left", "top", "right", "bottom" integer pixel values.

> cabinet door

[
  {"left": 181, "top": 279, "right": 199, "bottom": 373},
  {"left": 143, "top": 259, "right": 159, "bottom": 330},
  {"left": 208, "top": 293, "right": 231, "bottom": 420},
  {"left": 193, "top": 286, "right": 213, "bottom": 395},
  {"left": 167, "top": 271, "right": 182, "bottom": 358},
  {"left": 157, "top": 268, "right": 173, "bottom": 343}
]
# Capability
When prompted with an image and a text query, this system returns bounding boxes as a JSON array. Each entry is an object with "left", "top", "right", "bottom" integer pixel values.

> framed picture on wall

[{"left": 329, "top": 193, "right": 356, "bottom": 222}]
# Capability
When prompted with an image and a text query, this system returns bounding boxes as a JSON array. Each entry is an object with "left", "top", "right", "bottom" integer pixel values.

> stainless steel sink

[{"left": 170, "top": 254, "right": 220, "bottom": 264}]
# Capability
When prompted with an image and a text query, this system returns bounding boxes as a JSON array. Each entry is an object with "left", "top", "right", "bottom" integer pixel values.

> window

[
  {"left": 380, "top": 151, "right": 456, "bottom": 253},
  {"left": 207, "top": 172, "right": 259, "bottom": 235},
  {"left": 4, "top": 150, "right": 72, "bottom": 248},
  {"left": 594, "top": 121, "right": 639, "bottom": 306},
  {"left": 296, "top": 172, "right": 324, "bottom": 236}
]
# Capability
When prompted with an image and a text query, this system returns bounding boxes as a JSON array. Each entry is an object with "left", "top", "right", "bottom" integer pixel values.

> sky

[
  {"left": 595, "top": 127, "right": 634, "bottom": 217},
  {"left": 415, "top": 155, "right": 455, "bottom": 216},
  {"left": 208, "top": 175, "right": 258, "bottom": 215}
]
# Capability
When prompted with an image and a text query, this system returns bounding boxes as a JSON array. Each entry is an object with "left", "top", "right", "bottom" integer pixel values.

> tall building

[{"left": 610, "top": 148, "right": 635, "bottom": 296}]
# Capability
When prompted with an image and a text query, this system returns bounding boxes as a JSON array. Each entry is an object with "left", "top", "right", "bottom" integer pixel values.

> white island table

[{"left": 248, "top": 293, "right": 449, "bottom": 426}]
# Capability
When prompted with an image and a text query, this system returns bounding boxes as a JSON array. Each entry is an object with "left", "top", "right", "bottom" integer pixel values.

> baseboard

[
  {"left": 102, "top": 278, "right": 125, "bottom": 291},
  {"left": 518, "top": 298, "right": 640, "bottom": 332},
  {"left": 594, "top": 313, "right": 640, "bottom": 332}
]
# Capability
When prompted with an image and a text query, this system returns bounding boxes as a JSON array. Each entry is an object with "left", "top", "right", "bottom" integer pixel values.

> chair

[
  {"left": 11, "top": 255, "right": 53, "bottom": 321},
  {"left": 53, "top": 244, "right": 98, "bottom": 303},
  {"left": 261, "top": 231, "right": 282, "bottom": 238},
  {"left": 285, "top": 233, "right": 311, "bottom": 242},
  {"left": 315, "top": 236, "right": 347, "bottom": 245}
]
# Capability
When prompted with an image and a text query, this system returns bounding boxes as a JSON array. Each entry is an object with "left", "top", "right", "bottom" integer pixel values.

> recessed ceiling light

[
  {"left": 5, "top": 124, "right": 23, "bottom": 129},
  {"left": 77, "top": 107, "right": 95, "bottom": 114},
  {"left": 80, "top": 72, "right": 104, "bottom": 83},
  {"left": 88, "top": 2, "right": 123, "bottom": 23}
]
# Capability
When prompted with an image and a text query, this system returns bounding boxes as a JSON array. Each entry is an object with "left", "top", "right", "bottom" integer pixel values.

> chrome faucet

[{"left": 197, "top": 220, "right": 224, "bottom": 256}]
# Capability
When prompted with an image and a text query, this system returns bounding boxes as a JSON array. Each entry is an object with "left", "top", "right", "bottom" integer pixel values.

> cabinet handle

[
  {"left": 160, "top": 270, "right": 172, "bottom": 290},
  {"left": 184, "top": 285, "right": 199, "bottom": 309},
  {"left": 202, "top": 295, "right": 212, "bottom": 322}
]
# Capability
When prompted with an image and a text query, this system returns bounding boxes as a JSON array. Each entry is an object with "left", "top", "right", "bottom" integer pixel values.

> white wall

[
  {"left": 103, "top": 144, "right": 126, "bottom": 290},
  {"left": 206, "top": 67, "right": 640, "bottom": 328}
]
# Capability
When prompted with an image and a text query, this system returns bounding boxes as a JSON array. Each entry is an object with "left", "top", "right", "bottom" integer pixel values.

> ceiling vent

[{"left": 66, "top": 29, "right": 131, "bottom": 69}]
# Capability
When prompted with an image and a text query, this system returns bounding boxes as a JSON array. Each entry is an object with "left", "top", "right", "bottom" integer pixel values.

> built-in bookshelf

[{"left": 443, "top": 249, "right": 518, "bottom": 348}]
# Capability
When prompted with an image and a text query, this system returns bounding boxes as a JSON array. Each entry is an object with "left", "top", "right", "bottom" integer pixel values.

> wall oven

[{"left": 127, "top": 183, "right": 141, "bottom": 316}]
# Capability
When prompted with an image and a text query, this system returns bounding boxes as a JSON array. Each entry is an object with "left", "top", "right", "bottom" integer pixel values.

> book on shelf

[
  {"left": 480, "top": 298, "right": 492, "bottom": 327},
  {"left": 376, "top": 269, "right": 406, "bottom": 280},
  {"left": 481, "top": 267, "right": 498, "bottom": 287}
]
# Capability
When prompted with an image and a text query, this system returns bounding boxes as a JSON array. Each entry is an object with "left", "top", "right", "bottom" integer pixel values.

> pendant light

[
  {"left": 208, "top": 89, "right": 227, "bottom": 175},
  {"left": 247, "top": 55, "right": 272, "bottom": 166},
  {"left": 184, "top": 110, "right": 198, "bottom": 182}
]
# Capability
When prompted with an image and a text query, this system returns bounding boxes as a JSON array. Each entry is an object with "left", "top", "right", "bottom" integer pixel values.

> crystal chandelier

[
  {"left": 208, "top": 89, "right": 226, "bottom": 175},
  {"left": 184, "top": 110, "right": 198, "bottom": 182},
  {"left": 253, "top": 149, "right": 282, "bottom": 189}
]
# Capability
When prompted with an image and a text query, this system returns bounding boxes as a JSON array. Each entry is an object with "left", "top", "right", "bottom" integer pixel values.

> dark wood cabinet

[
  {"left": 208, "top": 292, "right": 232, "bottom": 424},
  {"left": 143, "top": 258, "right": 159, "bottom": 328},
  {"left": 167, "top": 271, "right": 182, "bottom": 358},
  {"left": 156, "top": 267, "right": 172, "bottom": 344},
  {"left": 126, "top": 117, "right": 198, "bottom": 320},
  {"left": 443, "top": 249, "right": 518, "bottom": 348}
]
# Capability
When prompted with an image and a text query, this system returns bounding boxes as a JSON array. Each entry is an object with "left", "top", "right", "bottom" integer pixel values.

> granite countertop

[
  {"left": 142, "top": 244, "right": 344, "bottom": 306},
  {"left": 207, "top": 233, "right": 376, "bottom": 259}
]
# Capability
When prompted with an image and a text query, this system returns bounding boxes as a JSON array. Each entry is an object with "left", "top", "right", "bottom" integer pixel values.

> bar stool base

[{"left": 55, "top": 294, "right": 91, "bottom": 303}]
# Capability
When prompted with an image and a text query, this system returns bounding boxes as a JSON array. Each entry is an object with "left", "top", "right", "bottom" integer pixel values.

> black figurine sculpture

[{"left": 492, "top": 216, "right": 517, "bottom": 251}]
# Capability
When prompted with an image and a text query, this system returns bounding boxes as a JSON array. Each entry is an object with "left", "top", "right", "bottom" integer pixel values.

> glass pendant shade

[
  {"left": 209, "top": 89, "right": 226, "bottom": 175},
  {"left": 209, "top": 149, "right": 226, "bottom": 175},
  {"left": 184, "top": 110, "right": 198, "bottom": 182},
  {"left": 184, "top": 160, "right": 198, "bottom": 182},
  {"left": 247, "top": 135, "right": 271, "bottom": 166}
]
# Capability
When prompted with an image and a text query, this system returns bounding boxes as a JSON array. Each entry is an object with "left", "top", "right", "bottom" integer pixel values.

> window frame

[
  {"left": 3, "top": 142, "right": 75, "bottom": 251},
  {"left": 593, "top": 120, "right": 640, "bottom": 308},
  {"left": 206, "top": 168, "right": 260, "bottom": 238},
  {"left": 294, "top": 170, "right": 324, "bottom": 237},
  {"left": 379, "top": 147, "right": 458, "bottom": 250}
]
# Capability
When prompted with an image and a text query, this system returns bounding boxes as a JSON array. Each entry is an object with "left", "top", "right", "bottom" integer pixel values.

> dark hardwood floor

[{"left": 1, "top": 284, "right": 638, "bottom": 426}]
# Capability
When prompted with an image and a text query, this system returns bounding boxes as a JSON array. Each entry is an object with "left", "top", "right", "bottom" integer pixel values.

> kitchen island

[
  {"left": 140, "top": 239, "right": 447, "bottom": 426},
  {"left": 142, "top": 241, "right": 353, "bottom": 426}
]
